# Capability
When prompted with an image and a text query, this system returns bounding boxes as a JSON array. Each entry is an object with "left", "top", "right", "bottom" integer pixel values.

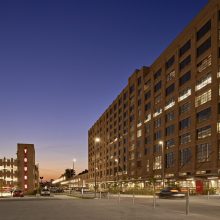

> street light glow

[
  {"left": 73, "top": 158, "right": 76, "bottom": 162},
  {"left": 159, "top": 141, "right": 164, "bottom": 145}
]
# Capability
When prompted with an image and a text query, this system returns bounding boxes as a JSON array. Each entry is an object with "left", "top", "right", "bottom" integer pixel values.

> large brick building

[
  {"left": 88, "top": 0, "right": 220, "bottom": 191},
  {"left": 0, "top": 143, "right": 39, "bottom": 194}
]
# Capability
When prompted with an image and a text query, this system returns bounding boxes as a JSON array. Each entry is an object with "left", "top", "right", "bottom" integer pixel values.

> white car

[{"left": 40, "top": 189, "right": 50, "bottom": 196}]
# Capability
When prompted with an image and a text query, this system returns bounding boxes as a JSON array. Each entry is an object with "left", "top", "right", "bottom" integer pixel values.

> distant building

[
  {"left": 88, "top": 0, "right": 220, "bottom": 192},
  {"left": 0, "top": 143, "right": 39, "bottom": 193}
]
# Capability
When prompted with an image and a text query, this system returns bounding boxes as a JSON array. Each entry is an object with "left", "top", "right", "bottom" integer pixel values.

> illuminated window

[
  {"left": 153, "top": 108, "right": 162, "bottom": 117},
  {"left": 137, "top": 129, "right": 142, "bottom": 138},
  {"left": 178, "top": 88, "right": 191, "bottom": 102},
  {"left": 24, "top": 148, "right": 27, "bottom": 154},
  {"left": 24, "top": 167, "right": 28, "bottom": 172},
  {"left": 197, "top": 125, "right": 211, "bottom": 139},
  {"left": 166, "top": 70, "right": 175, "bottom": 82},
  {"left": 217, "top": 122, "right": 220, "bottom": 133},
  {"left": 153, "top": 156, "right": 162, "bottom": 170},
  {"left": 195, "top": 89, "right": 211, "bottom": 107},
  {"left": 24, "top": 175, "right": 27, "bottom": 180},
  {"left": 24, "top": 184, "right": 28, "bottom": 189},
  {"left": 164, "top": 98, "right": 175, "bottom": 111},
  {"left": 24, "top": 158, "right": 27, "bottom": 163},
  {"left": 195, "top": 73, "right": 211, "bottom": 91},
  {"left": 197, "top": 55, "right": 211, "bottom": 73}
]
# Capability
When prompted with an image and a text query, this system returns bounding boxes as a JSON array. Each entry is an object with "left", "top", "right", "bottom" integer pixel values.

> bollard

[
  {"left": 99, "top": 191, "right": 101, "bottom": 199},
  {"left": 81, "top": 188, "right": 84, "bottom": 198},
  {"left": 118, "top": 192, "right": 121, "bottom": 203},
  {"left": 108, "top": 192, "right": 110, "bottom": 200},
  {"left": 132, "top": 192, "right": 135, "bottom": 205},
  {"left": 185, "top": 189, "right": 190, "bottom": 215},
  {"left": 207, "top": 190, "right": 210, "bottom": 200},
  {"left": 153, "top": 192, "right": 156, "bottom": 208}
]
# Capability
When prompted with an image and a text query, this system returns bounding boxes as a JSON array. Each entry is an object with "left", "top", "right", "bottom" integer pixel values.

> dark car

[
  {"left": 13, "top": 190, "right": 24, "bottom": 197},
  {"left": 158, "top": 187, "right": 185, "bottom": 199}
]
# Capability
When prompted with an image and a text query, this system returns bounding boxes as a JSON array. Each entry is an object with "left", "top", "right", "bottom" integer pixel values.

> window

[
  {"left": 164, "top": 98, "right": 175, "bottom": 111},
  {"left": 197, "top": 37, "right": 211, "bottom": 57},
  {"left": 153, "top": 156, "right": 162, "bottom": 170},
  {"left": 155, "top": 94, "right": 162, "bottom": 104},
  {"left": 144, "top": 79, "right": 151, "bottom": 91},
  {"left": 129, "top": 85, "right": 135, "bottom": 94},
  {"left": 166, "top": 125, "right": 175, "bottom": 136},
  {"left": 166, "top": 139, "right": 175, "bottom": 149},
  {"left": 217, "top": 122, "right": 220, "bottom": 133},
  {"left": 153, "top": 108, "right": 162, "bottom": 117},
  {"left": 154, "top": 118, "right": 162, "bottom": 128},
  {"left": 179, "top": 56, "right": 191, "bottom": 71},
  {"left": 197, "top": 125, "right": 211, "bottom": 139},
  {"left": 180, "top": 133, "right": 191, "bottom": 145},
  {"left": 145, "top": 91, "right": 151, "bottom": 100},
  {"left": 179, "top": 71, "right": 191, "bottom": 86},
  {"left": 145, "top": 102, "right": 151, "bottom": 111},
  {"left": 179, "top": 117, "right": 191, "bottom": 130},
  {"left": 137, "top": 129, "right": 142, "bottom": 138},
  {"left": 179, "top": 102, "right": 191, "bottom": 114},
  {"left": 166, "top": 83, "right": 175, "bottom": 96},
  {"left": 145, "top": 123, "right": 151, "bottom": 134},
  {"left": 166, "top": 55, "right": 175, "bottom": 69},
  {"left": 154, "top": 69, "right": 162, "bottom": 80},
  {"left": 144, "top": 114, "right": 151, "bottom": 123},
  {"left": 179, "top": 40, "right": 191, "bottom": 57},
  {"left": 178, "top": 88, "right": 191, "bottom": 102},
  {"left": 195, "top": 89, "right": 211, "bottom": 107},
  {"left": 180, "top": 148, "right": 191, "bottom": 166},
  {"left": 154, "top": 130, "right": 162, "bottom": 140},
  {"left": 153, "top": 144, "right": 161, "bottom": 153},
  {"left": 165, "top": 152, "right": 174, "bottom": 168},
  {"left": 154, "top": 81, "right": 162, "bottom": 92},
  {"left": 196, "top": 20, "right": 211, "bottom": 41},
  {"left": 219, "top": 142, "right": 220, "bottom": 160},
  {"left": 145, "top": 136, "right": 151, "bottom": 144},
  {"left": 195, "top": 73, "right": 211, "bottom": 91},
  {"left": 197, "top": 143, "right": 211, "bottom": 162},
  {"left": 197, "top": 107, "right": 211, "bottom": 123},
  {"left": 197, "top": 55, "right": 211, "bottom": 73},
  {"left": 137, "top": 77, "right": 142, "bottom": 86},
  {"left": 166, "top": 70, "right": 175, "bottom": 82},
  {"left": 165, "top": 111, "right": 175, "bottom": 122}
]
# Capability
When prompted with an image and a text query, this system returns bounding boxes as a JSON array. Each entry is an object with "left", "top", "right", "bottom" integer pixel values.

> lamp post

[
  {"left": 94, "top": 137, "right": 100, "bottom": 198},
  {"left": 72, "top": 158, "right": 76, "bottom": 189},
  {"left": 159, "top": 141, "right": 165, "bottom": 188},
  {"left": 114, "top": 158, "right": 119, "bottom": 189}
]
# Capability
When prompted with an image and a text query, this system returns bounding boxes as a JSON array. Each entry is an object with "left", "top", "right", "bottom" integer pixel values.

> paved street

[{"left": 0, "top": 194, "right": 220, "bottom": 220}]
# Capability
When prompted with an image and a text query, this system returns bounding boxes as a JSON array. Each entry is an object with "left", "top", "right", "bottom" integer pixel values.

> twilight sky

[{"left": 0, "top": 0, "right": 208, "bottom": 180}]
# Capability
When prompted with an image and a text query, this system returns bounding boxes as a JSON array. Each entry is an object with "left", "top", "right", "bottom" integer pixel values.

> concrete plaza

[{"left": 0, "top": 194, "right": 219, "bottom": 220}]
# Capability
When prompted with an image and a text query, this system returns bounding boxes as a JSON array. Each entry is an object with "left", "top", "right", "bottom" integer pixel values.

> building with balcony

[
  {"left": 88, "top": 0, "right": 220, "bottom": 192},
  {"left": 0, "top": 143, "right": 39, "bottom": 194}
]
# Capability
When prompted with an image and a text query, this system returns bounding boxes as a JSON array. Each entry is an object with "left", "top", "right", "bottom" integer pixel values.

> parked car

[
  {"left": 158, "top": 187, "right": 186, "bottom": 199},
  {"left": 40, "top": 188, "right": 50, "bottom": 196},
  {"left": 13, "top": 190, "right": 24, "bottom": 197}
]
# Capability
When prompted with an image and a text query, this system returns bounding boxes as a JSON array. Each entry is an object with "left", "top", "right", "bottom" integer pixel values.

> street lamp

[
  {"left": 114, "top": 158, "right": 119, "bottom": 190},
  {"left": 94, "top": 137, "right": 100, "bottom": 198},
  {"left": 72, "top": 158, "right": 76, "bottom": 189},
  {"left": 159, "top": 141, "right": 165, "bottom": 188}
]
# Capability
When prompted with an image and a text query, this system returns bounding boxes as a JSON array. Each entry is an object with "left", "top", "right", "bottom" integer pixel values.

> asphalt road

[{"left": 0, "top": 194, "right": 219, "bottom": 220}]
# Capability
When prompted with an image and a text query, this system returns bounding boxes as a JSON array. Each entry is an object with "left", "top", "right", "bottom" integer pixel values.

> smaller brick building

[{"left": 0, "top": 143, "right": 39, "bottom": 194}]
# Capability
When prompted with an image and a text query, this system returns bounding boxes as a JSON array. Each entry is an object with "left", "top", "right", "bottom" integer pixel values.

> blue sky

[{"left": 0, "top": 0, "right": 208, "bottom": 179}]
